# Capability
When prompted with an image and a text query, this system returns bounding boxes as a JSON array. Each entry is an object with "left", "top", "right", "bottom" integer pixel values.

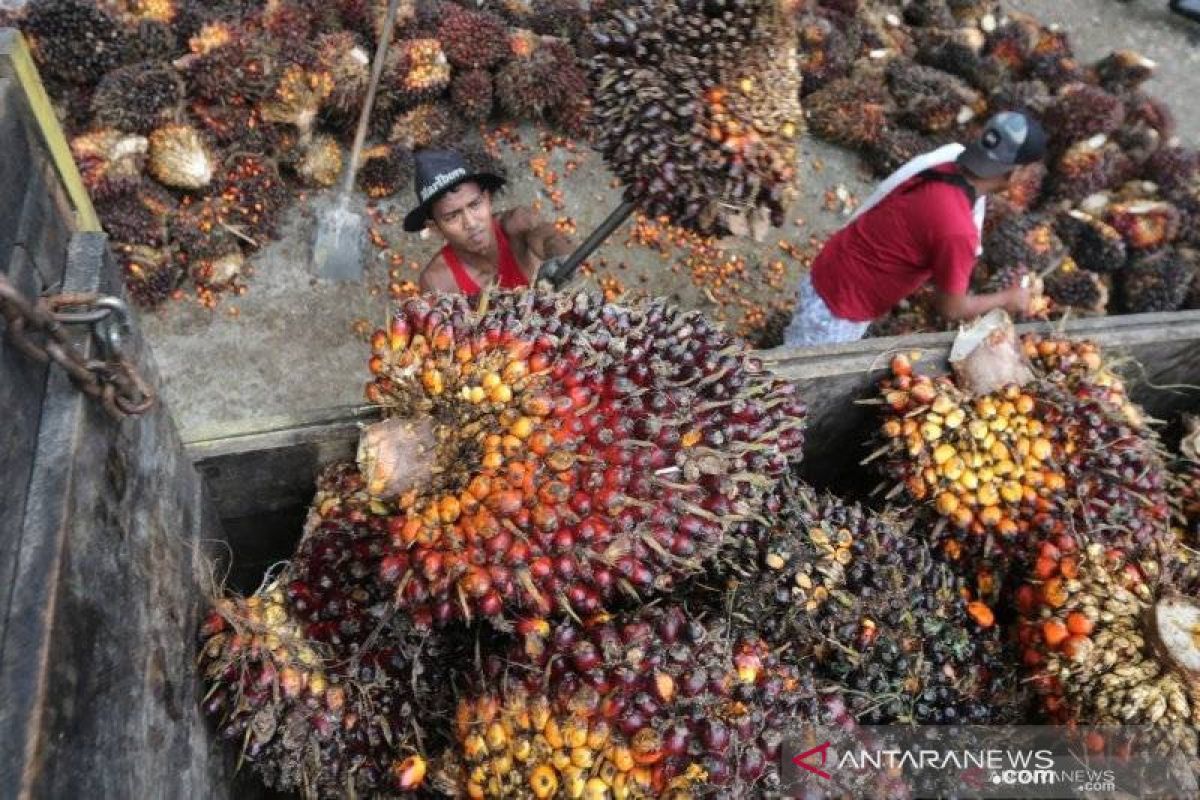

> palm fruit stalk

[
  {"left": 442, "top": 605, "right": 883, "bottom": 798},
  {"left": 589, "top": 0, "right": 803, "bottom": 239},
  {"left": 198, "top": 578, "right": 446, "bottom": 797},
  {"left": 721, "top": 476, "right": 1029, "bottom": 726},
  {"left": 258, "top": 63, "right": 335, "bottom": 138},
  {"left": 70, "top": 128, "right": 149, "bottom": 201},
  {"left": 147, "top": 122, "right": 216, "bottom": 190},
  {"left": 361, "top": 290, "right": 807, "bottom": 627},
  {"left": 1015, "top": 542, "right": 1200, "bottom": 758}
]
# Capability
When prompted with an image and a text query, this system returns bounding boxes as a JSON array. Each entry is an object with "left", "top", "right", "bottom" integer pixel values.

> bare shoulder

[{"left": 418, "top": 253, "right": 459, "bottom": 293}]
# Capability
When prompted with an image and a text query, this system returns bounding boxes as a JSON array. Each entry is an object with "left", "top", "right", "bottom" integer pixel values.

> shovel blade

[{"left": 312, "top": 201, "right": 367, "bottom": 282}]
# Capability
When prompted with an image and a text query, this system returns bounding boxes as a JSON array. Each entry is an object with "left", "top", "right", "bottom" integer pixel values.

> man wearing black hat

[
  {"left": 782, "top": 111, "right": 1049, "bottom": 348},
  {"left": 405, "top": 149, "right": 574, "bottom": 296}
]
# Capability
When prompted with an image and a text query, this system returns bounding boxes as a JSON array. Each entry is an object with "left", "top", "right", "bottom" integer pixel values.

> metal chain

[{"left": 0, "top": 272, "right": 155, "bottom": 419}]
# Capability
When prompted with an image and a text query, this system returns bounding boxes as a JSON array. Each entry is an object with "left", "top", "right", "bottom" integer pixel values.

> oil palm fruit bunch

[
  {"left": 389, "top": 101, "right": 462, "bottom": 150},
  {"left": 1104, "top": 200, "right": 1182, "bottom": 253},
  {"left": 258, "top": 63, "right": 334, "bottom": 138},
  {"left": 315, "top": 30, "right": 371, "bottom": 129},
  {"left": 1043, "top": 82, "right": 1126, "bottom": 154},
  {"left": 1050, "top": 134, "right": 1134, "bottom": 203},
  {"left": 168, "top": 197, "right": 245, "bottom": 287},
  {"left": 863, "top": 126, "right": 948, "bottom": 178},
  {"left": 437, "top": 3, "right": 510, "bottom": 70},
  {"left": 1144, "top": 146, "right": 1200, "bottom": 199},
  {"left": 590, "top": 0, "right": 803, "bottom": 239},
  {"left": 913, "top": 26, "right": 999, "bottom": 91},
  {"left": 529, "top": 0, "right": 588, "bottom": 41},
  {"left": 184, "top": 38, "right": 280, "bottom": 106},
  {"left": 94, "top": 183, "right": 175, "bottom": 248},
  {"left": 1015, "top": 542, "right": 1200, "bottom": 756},
  {"left": 1092, "top": 49, "right": 1158, "bottom": 94},
  {"left": 804, "top": 75, "right": 892, "bottom": 152},
  {"left": 21, "top": 0, "right": 129, "bottom": 85},
  {"left": 1118, "top": 248, "right": 1194, "bottom": 314},
  {"left": 1043, "top": 258, "right": 1107, "bottom": 314},
  {"left": 357, "top": 144, "right": 414, "bottom": 199},
  {"left": 796, "top": 11, "right": 860, "bottom": 96},
  {"left": 982, "top": 214, "right": 1067, "bottom": 276},
  {"left": 884, "top": 59, "right": 984, "bottom": 134},
  {"left": 198, "top": 579, "right": 442, "bottom": 798},
  {"left": 295, "top": 134, "right": 343, "bottom": 188},
  {"left": 147, "top": 122, "right": 216, "bottom": 190},
  {"left": 1174, "top": 417, "right": 1200, "bottom": 546},
  {"left": 115, "top": 243, "right": 181, "bottom": 307},
  {"left": 1019, "top": 334, "right": 1141, "bottom": 430},
  {"left": 987, "top": 78, "right": 1054, "bottom": 118},
  {"left": 387, "top": 38, "right": 452, "bottom": 105},
  {"left": 362, "top": 290, "right": 807, "bottom": 627},
  {"left": 1054, "top": 209, "right": 1128, "bottom": 275},
  {"left": 1115, "top": 91, "right": 1175, "bottom": 165},
  {"left": 89, "top": 60, "right": 182, "bottom": 134},
  {"left": 70, "top": 128, "right": 148, "bottom": 201},
  {"left": 444, "top": 605, "right": 837, "bottom": 798},
  {"left": 451, "top": 69, "right": 495, "bottom": 122},
  {"left": 212, "top": 153, "right": 289, "bottom": 240}
]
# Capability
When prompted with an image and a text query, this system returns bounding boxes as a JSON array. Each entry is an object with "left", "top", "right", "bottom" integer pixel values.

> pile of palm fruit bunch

[
  {"left": 798, "top": 0, "right": 1200, "bottom": 334},
  {"left": 588, "top": 0, "right": 804, "bottom": 239},
  {"left": 866, "top": 328, "right": 1200, "bottom": 763},
  {"left": 7, "top": 0, "right": 590, "bottom": 307}
]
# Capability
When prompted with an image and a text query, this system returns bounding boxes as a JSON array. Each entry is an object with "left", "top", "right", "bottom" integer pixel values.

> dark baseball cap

[
  {"left": 957, "top": 112, "right": 1048, "bottom": 178},
  {"left": 403, "top": 149, "right": 506, "bottom": 232}
]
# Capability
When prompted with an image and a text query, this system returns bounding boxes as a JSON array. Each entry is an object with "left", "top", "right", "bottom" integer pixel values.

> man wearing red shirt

[{"left": 783, "top": 112, "right": 1048, "bottom": 347}]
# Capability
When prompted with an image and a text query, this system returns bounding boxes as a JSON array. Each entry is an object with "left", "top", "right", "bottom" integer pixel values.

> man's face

[{"left": 431, "top": 181, "right": 493, "bottom": 256}]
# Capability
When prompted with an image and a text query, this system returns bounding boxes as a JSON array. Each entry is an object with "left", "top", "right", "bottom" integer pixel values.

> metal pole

[{"left": 556, "top": 200, "right": 637, "bottom": 282}]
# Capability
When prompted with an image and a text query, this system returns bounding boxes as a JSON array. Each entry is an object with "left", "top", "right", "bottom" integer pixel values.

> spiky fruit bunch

[
  {"left": 259, "top": 64, "right": 334, "bottom": 135},
  {"left": 530, "top": 0, "right": 588, "bottom": 40},
  {"left": 975, "top": 262, "right": 1052, "bottom": 321},
  {"left": 437, "top": 4, "right": 509, "bottom": 70},
  {"left": 1055, "top": 209, "right": 1128, "bottom": 274},
  {"left": 147, "top": 122, "right": 215, "bottom": 190},
  {"left": 1016, "top": 543, "right": 1200, "bottom": 755},
  {"left": 315, "top": 31, "right": 371, "bottom": 126},
  {"left": 356, "top": 144, "right": 413, "bottom": 199},
  {"left": 590, "top": 0, "right": 803, "bottom": 238},
  {"left": 187, "top": 100, "right": 263, "bottom": 148},
  {"left": 1044, "top": 82, "right": 1126, "bottom": 152},
  {"left": 185, "top": 40, "right": 279, "bottom": 105},
  {"left": 198, "top": 581, "right": 438, "bottom": 797},
  {"left": 450, "top": 69, "right": 494, "bottom": 122},
  {"left": 862, "top": 126, "right": 945, "bottom": 178},
  {"left": 361, "top": 290, "right": 806, "bottom": 626},
  {"left": 1092, "top": 49, "right": 1157, "bottom": 93},
  {"left": 885, "top": 60, "right": 984, "bottom": 133},
  {"left": 1144, "top": 146, "right": 1200, "bottom": 198},
  {"left": 982, "top": 214, "right": 1067, "bottom": 275},
  {"left": 95, "top": 183, "right": 176, "bottom": 247},
  {"left": 115, "top": 242, "right": 180, "bottom": 307},
  {"left": 295, "top": 135, "right": 342, "bottom": 188},
  {"left": 494, "top": 49, "right": 558, "bottom": 120},
  {"left": 119, "top": 17, "right": 179, "bottom": 62},
  {"left": 796, "top": 12, "right": 859, "bottom": 96},
  {"left": 1000, "top": 162, "right": 1048, "bottom": 211},
  {"left": 1118, "top": 249, "right": 1194, "bottom": 314},
  {"left": 212, "top": 153, "right": 290, "bottom": 239},
  {"left": 1104, "top": 200, "right": 1182, "bottom": 252},
  {"left": 448, "top": 606, "right": 828, "bottom": 797},
  {"left": 168, "top": 197, "right": 243, "bottom": 283},
  {"left": 1044, "top": 261, "right": 1107, "bottom": 314},
  {"left": 1050, "top": 134, "right": 1134, "bottom": 203},
  {"left": 389, "top": 38, "right": 452, "bottom": 104},
  {"left": 1118, "top": 91, "right": 1177, "bottom": 162},
  {"left": 984, "top": 14, "right": 1038, "bottom": 72},
  {"left": 71, "top": 128, "right": 148, "bottom": 200},
  {"left": 89, "top": 60, "right": 182, "bottom": 134},
  {"left": 389, "top": 101, "right": 462, "bottom": 150},
  {"left": 22, "top": 0, "right": 128, "bottom": 85},
  {"left": 805, "top": 76, "right": 891, "bottom": 150},
  {"left": 987, "top": 78, "right": 1053, "bottom": 117}
]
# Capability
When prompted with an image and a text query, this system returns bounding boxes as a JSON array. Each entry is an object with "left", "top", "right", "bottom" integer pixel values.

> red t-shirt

[{"left": 811, "top": 165, "right": 979, "bottom": 322}]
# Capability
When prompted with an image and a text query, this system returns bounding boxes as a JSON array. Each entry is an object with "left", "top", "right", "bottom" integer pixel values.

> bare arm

[
  {"left": 936, "top": 286, "right": 1029, "bottom": 321},
  {"left": 503, "top": 207, "right": 573, "bottom": 260}
]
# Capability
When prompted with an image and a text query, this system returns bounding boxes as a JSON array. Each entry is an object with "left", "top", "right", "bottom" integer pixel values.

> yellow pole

[{"left": 0, "top": 29, "right": 102, "bottom": 232}]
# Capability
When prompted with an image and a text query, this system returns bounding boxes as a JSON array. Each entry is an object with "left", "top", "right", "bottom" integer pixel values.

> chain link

[{"left": 0, "top": 272, "right": 155, "bottom": 419}]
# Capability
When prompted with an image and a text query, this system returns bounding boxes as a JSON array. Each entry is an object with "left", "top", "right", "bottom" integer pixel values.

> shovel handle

[
  {"left": 554, "top": 200, "right": 637, "bottom": 284},
  {"left": 342, "top": 0, "right": 404, "bottom": 196}
]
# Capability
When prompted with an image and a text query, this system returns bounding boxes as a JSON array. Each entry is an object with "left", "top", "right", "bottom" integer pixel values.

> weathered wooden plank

[
  {"left": 0, "top": 234, "right": 231, "bottom": 799},
  {"left": 0, "top": 76, "right": 34, "bottom": 270},
  {"left": 0, "top": 245, "right": 49, "bottom": 651},
  {"left": 0, "top": 29, "right": 100, "bottom": 231}
]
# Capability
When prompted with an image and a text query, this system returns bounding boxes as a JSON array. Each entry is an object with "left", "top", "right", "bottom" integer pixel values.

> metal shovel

[{"left": 311, "top": 0, "right": 403, "bottom": 281}]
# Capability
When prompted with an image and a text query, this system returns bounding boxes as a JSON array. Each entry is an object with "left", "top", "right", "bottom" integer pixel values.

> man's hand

[
  {"left": 536, "top": 256, "right": 572, "bottom": 290},
  {"left": 1003, "top": 284, "right": 1033, "bottom": 316}
]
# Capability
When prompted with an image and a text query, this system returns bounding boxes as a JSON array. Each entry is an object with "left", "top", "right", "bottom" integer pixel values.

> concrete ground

[{"left": 135, "top": 0, "right": 1200, "bottom": 443}]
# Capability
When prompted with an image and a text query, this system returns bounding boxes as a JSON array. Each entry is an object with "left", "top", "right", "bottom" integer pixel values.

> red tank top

[{"left": 441, "top": 219, "right": 530, "bottom": 295}]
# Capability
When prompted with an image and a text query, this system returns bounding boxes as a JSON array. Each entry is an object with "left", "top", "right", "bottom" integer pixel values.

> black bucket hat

[
  {"left": 402, "top": 149, "right": 506, "bottom": 232},
  {"left": 957, "top": 111, "right": 1048, "bottom": 178}
]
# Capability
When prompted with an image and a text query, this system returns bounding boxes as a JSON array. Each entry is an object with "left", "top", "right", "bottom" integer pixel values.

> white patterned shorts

[{"left": 782, "top": 273, "right": 870, "bottom": 348}]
